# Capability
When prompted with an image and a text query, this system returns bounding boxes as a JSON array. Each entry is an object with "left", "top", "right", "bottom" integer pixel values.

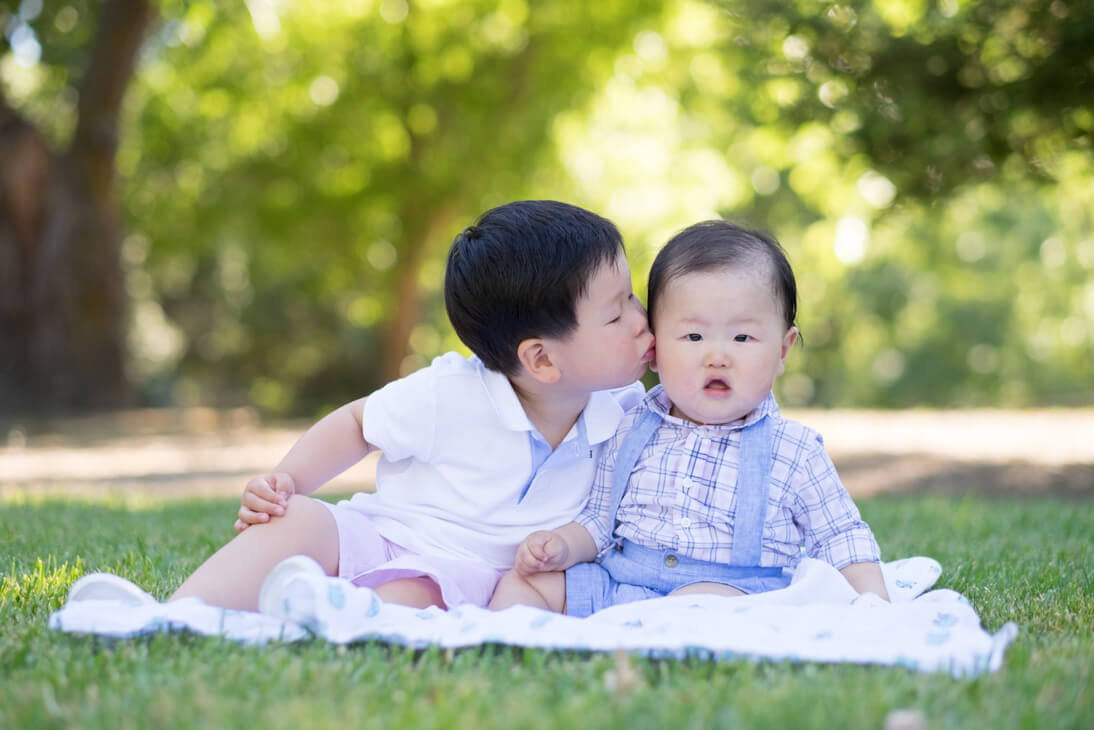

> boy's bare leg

[
  {"left": 375, "top": 576, "right": 445, "bottom": 609},
  {"left": 668, "top": 581, "right": 745, "bottom": 598},
  {"left": 170, "top": 495, "right": 340, "bottom": 611},
  {"left": 489, "top": 570, "right": 566, "bottom": 613}
]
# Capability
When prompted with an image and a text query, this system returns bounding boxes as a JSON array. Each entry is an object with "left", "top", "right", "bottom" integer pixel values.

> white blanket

[{"left": 48, "top": 556, "right": 1018, "bottom": 677}]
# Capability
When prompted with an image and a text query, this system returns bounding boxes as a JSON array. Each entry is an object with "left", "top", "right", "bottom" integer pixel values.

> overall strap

[
  {"left": 607, "top": 407, "right": 663, "bottom": 527},
  {"left": 728, "top": 414, "right": 773, "bottom": 567}
]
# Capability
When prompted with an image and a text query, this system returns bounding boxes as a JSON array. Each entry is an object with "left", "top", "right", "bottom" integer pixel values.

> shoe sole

[{"left": 67, "top": 573, "right": 156, "bottom": 606}]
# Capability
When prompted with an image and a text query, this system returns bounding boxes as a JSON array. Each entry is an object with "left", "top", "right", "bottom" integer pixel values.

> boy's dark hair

[
  {"left": 647, "top": 220, "right": 797, "bottom": 332},
  {"left": 445, "top": 200, "right": 623, "bottom": 375}
]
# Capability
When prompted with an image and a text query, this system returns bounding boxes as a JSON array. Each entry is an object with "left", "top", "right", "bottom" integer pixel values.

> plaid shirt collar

[{"left": 643, "top": 385, "right": 780, "bottom": 431}]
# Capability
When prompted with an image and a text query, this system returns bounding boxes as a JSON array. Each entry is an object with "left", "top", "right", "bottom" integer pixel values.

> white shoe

[
  {"left": 67, "top": 573, "right": 156, "bottom": 606},
  {"left": 258, "top": 555, "right": 381, "bottom": 635},
  {"left": 257, "top": 555, "right": 327, "bottom": 619}
]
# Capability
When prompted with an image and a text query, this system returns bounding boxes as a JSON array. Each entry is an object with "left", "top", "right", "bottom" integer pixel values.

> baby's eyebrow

[{"left": 679, "top": 314, "right": 761, "bottom": 326}]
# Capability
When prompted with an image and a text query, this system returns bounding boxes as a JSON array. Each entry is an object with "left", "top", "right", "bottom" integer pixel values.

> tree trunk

[
  {"left": 379, "top": 203, "right": 458, "bottom": 383},
  {"left": 0, "top": 0, "right": 152, "bottom": 415}
]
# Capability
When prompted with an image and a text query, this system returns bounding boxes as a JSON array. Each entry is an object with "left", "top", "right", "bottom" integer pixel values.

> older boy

[{"left": 156, "top": 201, "right": 655, "bottom": 611}]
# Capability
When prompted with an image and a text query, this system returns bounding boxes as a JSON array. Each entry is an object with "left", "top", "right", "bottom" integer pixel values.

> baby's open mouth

[{"left": 703, "top": 377, "right": 730, "bottom": 392}]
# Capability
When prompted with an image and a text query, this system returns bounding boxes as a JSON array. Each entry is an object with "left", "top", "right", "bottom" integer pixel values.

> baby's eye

[
  {"left": 608, "top": 315, "right": 622, "bottom": 324},
  {"left": 685, "top": 333, "right": 703, "bottom": 342},
  {"left": 734, "top": 334, "right": 751, "bottom": 342}
]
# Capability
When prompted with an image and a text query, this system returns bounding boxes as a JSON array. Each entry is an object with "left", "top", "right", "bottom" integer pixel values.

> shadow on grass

[{"left": 835, "top": 454, "right": 1094, "bottom": 500}]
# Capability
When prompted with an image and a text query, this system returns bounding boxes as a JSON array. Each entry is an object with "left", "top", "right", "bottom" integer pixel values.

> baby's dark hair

[
  {"left": 445, "top": 200, "right": 623, "bottom": 375},
  {"left": 647, "top": 220, "right": 797, "bottom": 332}
]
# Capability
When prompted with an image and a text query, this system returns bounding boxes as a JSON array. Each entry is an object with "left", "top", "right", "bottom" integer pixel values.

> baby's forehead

[
  {"left": 660, "top": 261, "right": 776, "bottom": 295},
  {"left": 653, "top": 264, "right": 782, "bottom": 317}
]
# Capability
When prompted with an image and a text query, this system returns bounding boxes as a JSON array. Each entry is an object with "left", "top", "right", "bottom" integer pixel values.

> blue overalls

[{"left": 565, "top": 407, "right": 792, "bottom": 617}]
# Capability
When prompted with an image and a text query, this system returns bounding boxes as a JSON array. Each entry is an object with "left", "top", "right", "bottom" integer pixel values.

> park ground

[
  {"left": 1, "top": 407, "right": 1091, "bottom": 730},
  {"left": 2, "top": 407, "right": 1091, "bottom": 500}
]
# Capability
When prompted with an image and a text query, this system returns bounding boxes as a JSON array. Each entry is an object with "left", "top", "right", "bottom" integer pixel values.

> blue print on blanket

[
  {"left": 46, "top": 555, "right": 1019, "bottom": 677},
  {"left": 934, "top": 613, "right": 958, "bottom": 628},
  {"left": 530, "top": 614, "right": 553, "bottom": 629},
  {"left": 925, "top": 631, "right": 951, "bottom": 646}
]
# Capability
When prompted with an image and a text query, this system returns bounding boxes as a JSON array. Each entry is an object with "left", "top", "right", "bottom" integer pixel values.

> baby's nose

[{"left": 705, "top": 349, "right": 729, "bottom": 368}]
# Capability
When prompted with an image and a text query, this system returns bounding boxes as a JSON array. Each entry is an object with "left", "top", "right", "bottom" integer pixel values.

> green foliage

[
  {"left": 118, "top": 0, "right": 665, "bottom": 414},
  {"left": 3, "top": 0, "right": 1091, "bottom": 412},
  {"left": 2, "top": 493, "right": 1092, "bottom": 729},
  {"left": 558, "top": 0, "right": 1094, "bottom": 408}
]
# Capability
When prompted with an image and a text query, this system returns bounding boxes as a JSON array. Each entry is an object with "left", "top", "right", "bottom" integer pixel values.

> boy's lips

[{"left": 642, "top": 344, "right": 656, "bottom": 362}]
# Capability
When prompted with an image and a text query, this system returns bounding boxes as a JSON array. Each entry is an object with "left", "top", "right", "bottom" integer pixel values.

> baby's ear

[
  {"left": 516, "top": 338, "right": 561, "bottom": 384},
  {"left": 776, "top": 327, "right": 799, "bottom": 375},
  {"left": 782, "top": 326, "right": 799, "bottom": 354}
]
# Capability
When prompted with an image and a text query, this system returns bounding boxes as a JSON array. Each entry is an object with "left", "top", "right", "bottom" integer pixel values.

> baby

[{"left": 489, "top": 220, "right": 888, "bottom": 615}]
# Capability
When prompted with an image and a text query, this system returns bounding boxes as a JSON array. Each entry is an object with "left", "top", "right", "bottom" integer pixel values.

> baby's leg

[
  {"left": 488, "top": 570, "right": 565, "bottom": 612},
  {"left": 669, "top": 582, "right": 745, "bottom": 598},
  {"left": 170, "top": 494, "right": 339, "bottom": 611}
]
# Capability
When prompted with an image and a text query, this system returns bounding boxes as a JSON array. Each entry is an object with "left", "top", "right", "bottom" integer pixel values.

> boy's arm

[
  {"left": 839, "top": 561, "right": 890, "bottom": 600},
  {"left": 269, "top": 397, "right": 375, "bottom": 495},
  {"left": 236, "top": 397, "right": 374, "bottom": 530}
]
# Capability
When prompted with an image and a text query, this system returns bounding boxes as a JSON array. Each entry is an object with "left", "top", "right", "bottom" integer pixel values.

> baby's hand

[
  {"left": 515, "top": 530, "right": 569, "bottom": 575},
  {"left": 234, "top": 473, "right": 295, "bottom": 532}
]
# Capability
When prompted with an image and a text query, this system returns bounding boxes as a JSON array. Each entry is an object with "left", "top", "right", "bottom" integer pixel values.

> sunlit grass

[{"left": 1, "top": 493, "right": 1092, "bottom": 730}]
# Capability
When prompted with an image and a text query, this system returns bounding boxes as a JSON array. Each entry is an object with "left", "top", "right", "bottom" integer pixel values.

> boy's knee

[{"left": 256, "top": 494, "right": 333, "bottom": 533}]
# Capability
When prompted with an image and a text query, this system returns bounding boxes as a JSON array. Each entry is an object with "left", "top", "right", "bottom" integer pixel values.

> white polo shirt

[{"left": 341, "top": 352, "right": 644, "bottom": 570}]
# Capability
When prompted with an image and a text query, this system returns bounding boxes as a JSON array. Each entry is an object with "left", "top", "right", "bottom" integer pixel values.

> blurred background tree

[
  {"left": 1, "top": 0, "right": 151, "bottom": 411},
  {"left": 1, "top": 0, "right": 1091, "bottom": 417}
]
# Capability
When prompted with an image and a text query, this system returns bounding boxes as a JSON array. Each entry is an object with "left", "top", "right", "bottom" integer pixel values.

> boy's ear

[{"left": 516, "top": 338, "right": 562, "bottom": 384}]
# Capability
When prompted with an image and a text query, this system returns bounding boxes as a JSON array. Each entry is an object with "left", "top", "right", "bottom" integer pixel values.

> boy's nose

[{"left": 630, "top": 297, "right": 650, "bottom": 334}]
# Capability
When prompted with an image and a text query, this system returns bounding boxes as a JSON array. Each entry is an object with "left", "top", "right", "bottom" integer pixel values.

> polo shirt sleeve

[
  {"left": 574, "top": 427, "right": 625, "bottom": 552},
  {"left": 360, "top": 363, "right": 438, "bottom": 463},
  {"left": 790, "top": 433, "right": 881, "bottom": 570}
]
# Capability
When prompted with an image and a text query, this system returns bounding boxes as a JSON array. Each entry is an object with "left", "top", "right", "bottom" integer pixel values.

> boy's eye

[
  {"left": 608, "top": 314, "right": 622, "bottom": 324},
  {"left": 734, "top": 334, "right": 751, "bottom": 342},
  {"left": 685, "top": 333, "right": 702, "bottom": 342}
]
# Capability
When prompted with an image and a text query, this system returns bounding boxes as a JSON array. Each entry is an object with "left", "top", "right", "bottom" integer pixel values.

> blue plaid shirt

[{"left": 575, "top": 386, "right": 881, "bottom": 570}]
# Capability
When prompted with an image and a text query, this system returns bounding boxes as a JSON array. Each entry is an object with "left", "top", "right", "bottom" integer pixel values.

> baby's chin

[{"left": 668, "top": 403, "right": 745, "bottom": 426}]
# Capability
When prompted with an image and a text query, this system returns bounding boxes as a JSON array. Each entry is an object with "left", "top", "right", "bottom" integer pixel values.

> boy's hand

[
  {"left": 234, "top": 473, "right": 295, "bottom": 532},
  {"left": 515, "top": 531, "right": 570, "bottom": 575}
]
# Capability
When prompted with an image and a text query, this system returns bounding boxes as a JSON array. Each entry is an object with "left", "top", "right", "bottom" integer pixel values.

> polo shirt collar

[
  {"left": 581, "top": 388, "right": 630, "bottom": 446},
  {"left": 479, "top": 364, "right": 624, "bottom": 446},
  {"left": 479, "top": 364, "right": 536, "bottom": 432}
]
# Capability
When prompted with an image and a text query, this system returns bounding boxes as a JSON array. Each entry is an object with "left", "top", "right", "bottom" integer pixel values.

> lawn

[{"left": 2, "top": 492, "right": 1091, "bottom": 730}]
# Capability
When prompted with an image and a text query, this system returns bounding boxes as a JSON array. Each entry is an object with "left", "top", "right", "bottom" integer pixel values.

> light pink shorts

[{"left": 320, "top": 499, "right": 506, "bottom": 608}]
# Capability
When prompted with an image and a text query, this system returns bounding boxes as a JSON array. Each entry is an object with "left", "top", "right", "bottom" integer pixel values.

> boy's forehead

[{"left": 583, "top": 251, "right": 629, "bottom": 297}]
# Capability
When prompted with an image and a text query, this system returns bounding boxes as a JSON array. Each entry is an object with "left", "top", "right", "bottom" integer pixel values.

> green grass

[{"left": 2, "top": 493, "right": 1092, "bottom": 730}]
